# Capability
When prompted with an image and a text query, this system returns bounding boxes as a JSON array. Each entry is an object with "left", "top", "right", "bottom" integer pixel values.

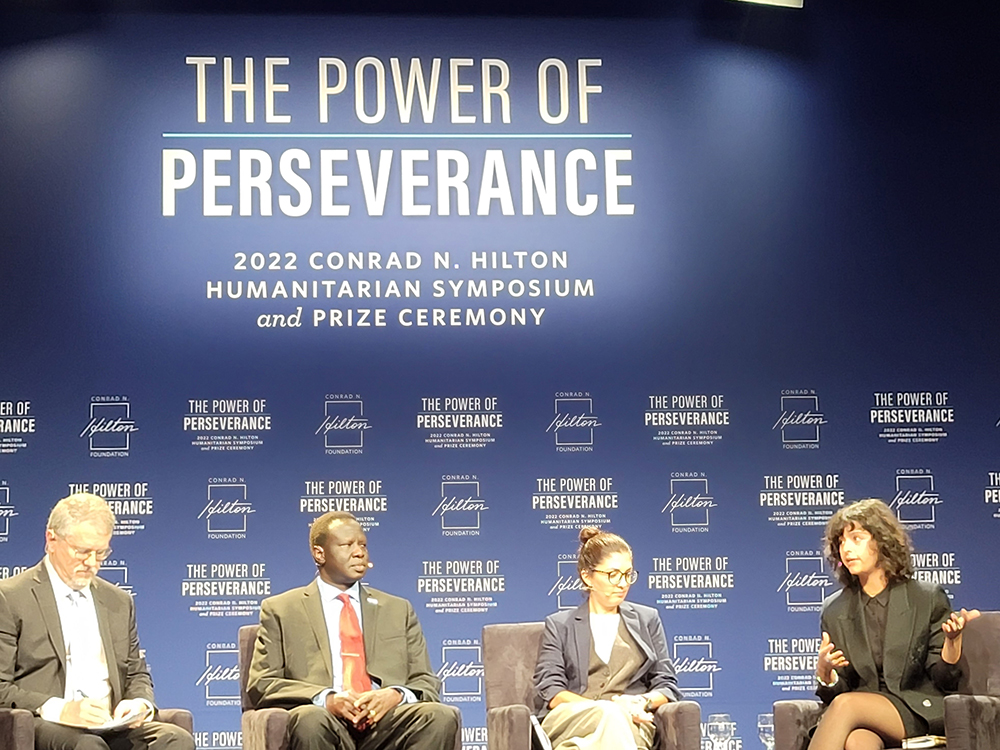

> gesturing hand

[
  {"left": 943, "top": 608, "right": 981, "bottom": 639},
  {"left": 817, "top": 631, "right": 849, "bottom": 683}
]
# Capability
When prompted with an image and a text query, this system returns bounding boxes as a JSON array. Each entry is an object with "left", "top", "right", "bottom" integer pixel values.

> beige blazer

[
  {"left": 0, "top": 561, "right": 155, "bottom": 713},
  {"left": 247, "top": 580, "right": 440, "bottom": 707}
]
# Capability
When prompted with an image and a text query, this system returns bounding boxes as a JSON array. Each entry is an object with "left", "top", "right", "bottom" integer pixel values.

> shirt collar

[
  {"left": 317, "top": 576, "right": 362, "bottom": 604},
  {"left": 862, "top": 585, "right": 890, "bottom": 608},
  {"left": 43, "top": 555, "right": 93, "bottom": 602}
]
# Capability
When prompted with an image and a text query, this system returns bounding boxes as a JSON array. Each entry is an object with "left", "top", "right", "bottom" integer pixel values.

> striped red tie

[{"left": 338, "top": 594, "right": 372, "bottom": 692}]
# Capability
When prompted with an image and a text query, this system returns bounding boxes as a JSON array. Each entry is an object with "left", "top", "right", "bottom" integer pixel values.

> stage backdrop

[{"left": 2, "top": 7, "right": 998, "bottom": 750}]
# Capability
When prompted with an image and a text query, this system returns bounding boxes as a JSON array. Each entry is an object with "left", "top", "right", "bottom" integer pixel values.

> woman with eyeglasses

[
  {"left": 532, "top": 527, "right": 682, "bottom": 750},
  {"left": 807, "top": 499, "right": 980, "bottom": 750}
]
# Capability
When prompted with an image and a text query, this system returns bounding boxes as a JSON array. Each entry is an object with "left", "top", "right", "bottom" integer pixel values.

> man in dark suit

[
  {"left": 0, "top": 493, "right": 193, "bottom": 750},
  {"left": 246, "top": 511, "right": 458, "bottom": 750}
]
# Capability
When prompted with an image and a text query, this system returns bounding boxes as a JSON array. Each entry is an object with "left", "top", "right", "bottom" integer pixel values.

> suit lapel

[
  {"left": 91, "top": 582, "right": 122, "bottom": 702},
  {"left": 839, "top": 588, "right": 877, "bottom": 687},
  {"left": 882, "top": 581, "right": 914, "bottom": 691},
  {"left": 619, "top": 603, "right": 653, "bottom": 674},
  {"left": 572, "top": 602, "right": 590, "bottom": 690},
  {"left": 30, "top": 564, "right": 67, "bottom": 674},
  {"left": 302, "top": 580, "right": 334, "bottom": 681},
  {"left": 360, "top": 584, "right": 378, "bottom": 663}
]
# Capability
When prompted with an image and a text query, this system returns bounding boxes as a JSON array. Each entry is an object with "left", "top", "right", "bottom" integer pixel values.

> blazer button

[{"left": 923, "top": 699, "right": 932, "bottom": 707}]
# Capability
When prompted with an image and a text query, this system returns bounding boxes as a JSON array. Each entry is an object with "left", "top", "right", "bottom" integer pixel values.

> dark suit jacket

[
  {"left": 532, "top": 599, "right": 682, "bottom": 718},
  {"left": 0, "top": 560, "right": 155, "bottom": 713},
  {"left": 246, "top": 580, "right": 440, "bottom": 708},
  {"left": 816, "top": 578, "right": 961, "bottom": 730}
]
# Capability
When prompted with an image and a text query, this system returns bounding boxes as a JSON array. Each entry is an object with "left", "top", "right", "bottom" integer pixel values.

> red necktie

[{"left": 338, "top": 593, "right": 372, "bottom": 692}]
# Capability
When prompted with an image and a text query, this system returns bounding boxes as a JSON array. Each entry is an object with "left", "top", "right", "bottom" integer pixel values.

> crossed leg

[{"left": 807, "top": 692, "right": 906, "bottom": 750}]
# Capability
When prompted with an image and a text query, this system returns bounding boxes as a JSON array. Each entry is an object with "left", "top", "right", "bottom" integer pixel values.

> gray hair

[{"left": 47, "top": 493, "right": 115, "bottom": 537}]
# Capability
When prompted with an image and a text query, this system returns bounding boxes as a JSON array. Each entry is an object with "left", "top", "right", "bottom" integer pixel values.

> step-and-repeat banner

[{"left": 2, "top": 10, "right": 998, "bottom": 750}]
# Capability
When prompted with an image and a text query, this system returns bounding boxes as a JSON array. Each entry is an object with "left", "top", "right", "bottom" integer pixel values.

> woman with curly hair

[
  {"left": 809, "top": 498, "right": 979, "bottom": 750},
  {"left": 532, "top": 527, "right": 682, "bottom": 750}
]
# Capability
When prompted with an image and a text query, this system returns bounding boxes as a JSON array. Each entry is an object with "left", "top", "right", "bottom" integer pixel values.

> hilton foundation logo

[
  {"left": 548, "top": 556, "right": 586, "bottom": 610},
  {"left": 197, "top": 643, "right": 240, "bottom": 706},
  {"left": 200, "top": 480, "right": 254, "bottom": 539},
  {"left": 891, "top": 470, "right": 942, "bottom": 528},
  {"left": 438, "top": 643, "right": 484, "bottom": 701},
  {"left": 548, "top": 393, "right": 601, "bottom": 451},
  {"left": 773, "top": 391, "right": 826, "bottom": 449},
  {"left": 99, "top": 559, "right": 133, "bottom": 596},
  {"left": 434, "top": 477, "right": 488, "bottom": 536},
  {"left": 0, "top": 486, "right": 17, "bottom": 542},
  {"left": 317, "top": 395, "right": 371, "bottom": 454},
  {"left": 673, "top": 635, "right": 722, "bottom": 697},
  {"left": 662, "top": 474, "right": 716, "bottom": 532},
  {"left": 778, "top": 554, "right": 833, "bottom": 610},
  {"left": 81, "top": 397, "right": 138, "bottom": 457}
]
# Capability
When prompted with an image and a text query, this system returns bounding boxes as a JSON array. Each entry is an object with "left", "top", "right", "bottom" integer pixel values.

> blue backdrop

[{"left": 2, "top": 6, "right": 998, "bottom": 750}]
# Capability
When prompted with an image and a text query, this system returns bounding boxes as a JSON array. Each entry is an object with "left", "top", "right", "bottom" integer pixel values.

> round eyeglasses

[
  {"left": 64, "top": 542, "right": 113, "bottom": 562},
  {"left": 591, "top": 568, "right": 638, "bottom": 586}
]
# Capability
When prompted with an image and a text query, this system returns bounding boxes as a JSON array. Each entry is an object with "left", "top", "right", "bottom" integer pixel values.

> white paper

[{"left": 88, "top": 706, "right": 146, "bottom": 733}]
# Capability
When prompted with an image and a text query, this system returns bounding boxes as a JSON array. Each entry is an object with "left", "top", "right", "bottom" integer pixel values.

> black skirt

[
  {"left": 879, "top": 690, "right": 934, "bottom": 738},
  {"left": 809, "top": 689, "right": 934, "bottom": 740}
]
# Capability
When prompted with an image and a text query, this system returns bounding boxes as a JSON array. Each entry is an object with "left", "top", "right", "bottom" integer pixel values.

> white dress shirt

[
  {"left": 589, "top": 612, "right": 621, "bottom": 664},
  {"left": 311, "top": 577, "right": 415, "bottom": 706},
  {"left": 38, "top": 557, "right": 111, "bottom": 720},
  {"left": 38, "top": 557, "right": 153, "bottom": 724},
  {"left": 318, "top": 577, "right": 364, "bottom": 694}
]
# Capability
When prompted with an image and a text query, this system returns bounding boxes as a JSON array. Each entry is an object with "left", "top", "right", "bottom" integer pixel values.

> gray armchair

[
  {"left": 238, "top": 623, "right": 462, "bottom": 750},
  {"left": 774, "top": 611, "right": 1000, "bottom": 750},
  {"left": 0, "top": 706, "right": 193, "bottom": 750},
  {"left": 239, "top": 623, "right": 290, "bottom": 750},
  {"left": 482, "top": 621, "right": 702, "bottom": 750}
]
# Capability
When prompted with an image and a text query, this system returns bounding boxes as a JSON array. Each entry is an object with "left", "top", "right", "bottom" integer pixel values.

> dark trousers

[
  {"left": 287, "top": 703, "right": 459, "bottom": 750},
  {"left": 33, "top": 718, "right": 195, "bottom": 750}
]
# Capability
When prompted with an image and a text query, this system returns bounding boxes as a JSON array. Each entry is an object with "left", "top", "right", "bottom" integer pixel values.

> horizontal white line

[
  {"left": 300, "top": 495, "right": 386, "bottom": 498},
  {"left": 162, "top": 132, "right": 631, "bottom": 139}
]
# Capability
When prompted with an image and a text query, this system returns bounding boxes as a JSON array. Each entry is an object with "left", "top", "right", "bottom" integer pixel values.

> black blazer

[{"left": 817, "top": 578, "right": 961, "bottom": 730}]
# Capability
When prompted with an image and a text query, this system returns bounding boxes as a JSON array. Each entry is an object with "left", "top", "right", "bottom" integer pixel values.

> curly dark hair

[{"left": 823, "top": 498, "right": 914, "bottom": 588}]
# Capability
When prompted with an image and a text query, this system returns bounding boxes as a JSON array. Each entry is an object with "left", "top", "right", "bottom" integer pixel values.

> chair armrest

[
  {"left": 156, "top": 707, "right": 194, "bottom": 734},
  {"left": 0, "top": 707, "right": 34, "bottom": 750},
  {"left": 654, "top": 700, "right": 701, "bottom": 750},
  {"left": 486, "top": 704, "right": 532, "bottom": 750},
  {"left": 944, "top": 694, "right": 1000, "bottom": 750},
  {"left": 242, "top": 707, "right": 291, "bottom": 750},
  {"left": 446, "top": 704, "right": 463, "bottom": 750},
  {"left": 774, "top": 699, "right": 823, "bottom": 750}
]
